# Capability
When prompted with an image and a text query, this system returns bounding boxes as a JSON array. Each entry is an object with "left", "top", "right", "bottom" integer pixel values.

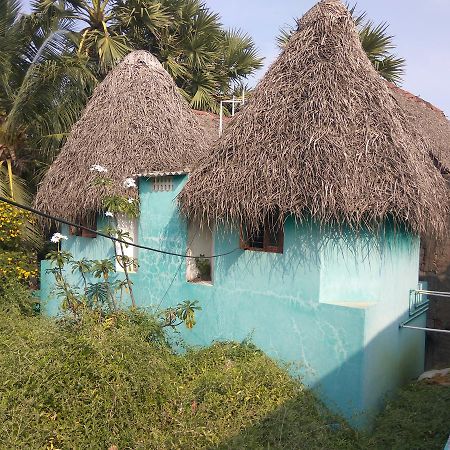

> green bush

[
  {"left": 0, "top": 307, "right": 360, "bottom": 449},
  {"left": 0, "top": 202, "right": 38, "bottom": 283},
  {"left": 0, "top": 277, "right": 39, "bottom": 315},
  {"left": 1, "top": 288, "right": 448, "bottom": 449}
]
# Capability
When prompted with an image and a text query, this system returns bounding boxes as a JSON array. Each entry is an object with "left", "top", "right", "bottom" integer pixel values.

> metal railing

[{"left": 400, "top": 287, "right": 450, "bottom": 334}]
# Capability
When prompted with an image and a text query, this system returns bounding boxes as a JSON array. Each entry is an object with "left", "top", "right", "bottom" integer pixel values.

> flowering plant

[
  {"left": 0, "top": 250, "right": 37, "bottom": 281},
  {"left": 50, "top": 232, "right": 68, "bottom": 243},
  {"left": 0, "top": 203, "right": 31, "bottom": 248}
]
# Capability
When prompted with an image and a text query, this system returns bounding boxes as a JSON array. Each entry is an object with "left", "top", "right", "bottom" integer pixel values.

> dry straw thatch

[
  {"left": 179, "top": 0, "right": 449, "bottom": 238},
  {"left": 35, "top": 51, "right": 207, "bottom": 224},
  {"left": 389, "top": 83, "right": 450, "bottom": 173}
]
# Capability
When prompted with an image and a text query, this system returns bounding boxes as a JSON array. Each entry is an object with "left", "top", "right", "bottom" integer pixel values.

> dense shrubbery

[
  {"left": 0, "top": 287, "right": 449, "bottom": 449},
  {"left": 0, "top": 305, "right": 359, "bottom": 449},
  {"left": 0, "top": 202, "right": 38, "bottom": 282}
]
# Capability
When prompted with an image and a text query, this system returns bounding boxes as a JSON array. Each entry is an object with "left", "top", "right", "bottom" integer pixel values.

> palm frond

[
  {"left": 276, "top": 25, "right": 295, "bottom": 50},
  {"left": 373, "top": 55, "right": 406, "bottom": 84}
]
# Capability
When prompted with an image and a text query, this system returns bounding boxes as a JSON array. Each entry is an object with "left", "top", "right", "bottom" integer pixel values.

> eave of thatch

[
  {"left": 389, "top": 83, "right": 450, "bottom": 173},
  {"left": 35, "top": 51, "right": 208, "bottom": 225},
  {"left": 179, "top": 0, "right": 449, "bottom": 238}
]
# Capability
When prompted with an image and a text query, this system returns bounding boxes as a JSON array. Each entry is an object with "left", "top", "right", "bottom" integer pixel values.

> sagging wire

[{"left": 0, "top": 196, "right": 239, "bottom": 259}]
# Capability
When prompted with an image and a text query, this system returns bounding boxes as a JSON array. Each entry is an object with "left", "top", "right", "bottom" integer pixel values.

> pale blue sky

[
  {"left": 22, "top": 0, "right": 450, "bottom": 115},
  {"left": 207, "top": 0, "right": 450, "bottom": 117}
]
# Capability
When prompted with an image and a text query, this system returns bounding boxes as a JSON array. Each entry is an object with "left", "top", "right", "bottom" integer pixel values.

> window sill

[
  {"left": 187, "top": 279, "right": 213, "bottom": 286},
  {"left": 242, "top": 247, "right": 283, "bottom": 254}
]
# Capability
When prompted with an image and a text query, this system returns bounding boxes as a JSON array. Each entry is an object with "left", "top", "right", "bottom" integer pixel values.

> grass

[{"left": 369, "top": 381, "right": 450, "bottom": 450}]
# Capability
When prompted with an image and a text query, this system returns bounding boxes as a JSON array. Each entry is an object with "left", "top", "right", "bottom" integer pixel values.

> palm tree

[
  {"left": 33, "top": 0, "right": 262, "bottom": 111},
  {"left": 115, "top": 0, "right": 263, "bottom": 112},
  {"left": 0, "top": 0, "right": 96, "bottom": 251},
  {"left": 63, "top": 0, "right": 169, "bottom": 74},
  {"left": 277, "top": 4, "right": 405, "bottom": 84},
  {"left": 0, "top": 0, "right": 96, "bottom": 186}
]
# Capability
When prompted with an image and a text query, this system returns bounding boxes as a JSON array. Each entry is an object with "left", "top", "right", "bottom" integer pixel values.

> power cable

[{"left": 0, "top": 196, "right": 239, "bottom": 259}]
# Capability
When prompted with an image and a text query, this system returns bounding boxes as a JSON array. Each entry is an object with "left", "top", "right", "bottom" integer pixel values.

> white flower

[
  {"left": 123, "top": 178, "right": 137, "bottom": 189},
  {"left": 127, "top": 198, "right": 134, "bottom": 204},
  {"left": 105, "top": 211, "right": 114, "bottom": 217},
  {"left": 50, "top": 232, "right": 68, "bottom": 243},
  {"left": 89, "top": 164, "right": 108, "bottom": 173}
]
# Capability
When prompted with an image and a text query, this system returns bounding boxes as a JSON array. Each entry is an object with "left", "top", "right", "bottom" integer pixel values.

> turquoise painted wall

[{"left": 40, "top": 175, "right": 425, "bottom": 429}]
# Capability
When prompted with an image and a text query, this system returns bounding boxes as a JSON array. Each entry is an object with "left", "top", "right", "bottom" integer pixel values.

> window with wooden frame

[
  {"left": 69, "top": 216, "right": 97, "bottom": 238},
  {"left": 240, "top": 213, "right": 284, "bottom": 253}
]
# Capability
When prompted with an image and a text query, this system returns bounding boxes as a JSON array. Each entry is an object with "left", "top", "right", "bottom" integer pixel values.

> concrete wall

[
  {"left": 40, "top": 175, "right": 425, "bottom": 429},
  {"left": 420, "top": 236, "right": 450, "bottom": 368}
]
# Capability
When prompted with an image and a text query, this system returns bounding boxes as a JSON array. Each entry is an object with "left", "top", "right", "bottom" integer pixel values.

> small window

[
  {"left": 152, "top": 176, "right": 173, "bottom": 192},
  {"left": 115, "top": 214, "right": 138, "bottom": 273},
  {"left": 69, "top": 218, "right": 97, "bottom": 238},
  {"left": 186, "top": 219, "right": 213, "bottom": 284},
  {"left": 241, "top": 214, "right": 284, "bottom": 254}
]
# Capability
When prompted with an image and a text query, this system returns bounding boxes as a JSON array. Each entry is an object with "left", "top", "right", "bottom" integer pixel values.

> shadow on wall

[
  {"left": 217, "top": 218, "right": 411, "bottom": 283},
  {"left": 212, "top": 312, "right": 425, "bottom": 447}
]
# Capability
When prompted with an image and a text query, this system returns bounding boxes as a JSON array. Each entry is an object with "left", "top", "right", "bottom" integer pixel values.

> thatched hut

[
  {"left": 39, "top": 0, "right": 448, "bottom": 429},
  {"left": 35, "top": 51, "right": 208, "bottom": 225},
  {"left": 179, "top": 1, "right": 448, "bottom": 238}
]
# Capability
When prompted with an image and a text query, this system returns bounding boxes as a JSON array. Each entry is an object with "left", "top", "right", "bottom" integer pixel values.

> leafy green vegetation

[
  {"left": 0, "top": 284, "right": 449, "bottom": 449},
  {"left": 0, "top": 307, "right": 358, "bottom": 449}
]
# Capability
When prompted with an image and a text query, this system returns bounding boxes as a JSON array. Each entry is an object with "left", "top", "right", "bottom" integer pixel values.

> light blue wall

[{"left": 40, "top": 175, "right": 424, "bottom": 429}]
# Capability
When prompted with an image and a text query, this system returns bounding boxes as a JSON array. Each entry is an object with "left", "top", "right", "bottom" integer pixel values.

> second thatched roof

[
  {"left": 179, "top": 0, "right": 449, "bottom": 237},
  {"left": 389, "top": 83, "right": 450, "bottom": 173},
  {"left": 35, "top": 51, "right": 208, "bottom": 224}
]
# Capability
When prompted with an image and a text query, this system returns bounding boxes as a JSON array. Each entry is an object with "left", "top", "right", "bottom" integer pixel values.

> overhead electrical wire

[{"left": 0, "top": 196, "right": 239, "bottom": 259}]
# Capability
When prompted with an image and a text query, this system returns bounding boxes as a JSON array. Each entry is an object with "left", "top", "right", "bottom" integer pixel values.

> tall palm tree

[
  {"left": 33, "top": 0, "right": 262, "bottom": 111},
  {"left": 115, "top": 0, "right": 263, "bottom": 112},
  {"left": 61, "top": 0, "right": 170, "bottom": 73},
  {"left": 0, "top": 0, "right": 97, "bottom": 242},
  {"left": 277, "top": 4, "right": 405, "bottom": 84}
]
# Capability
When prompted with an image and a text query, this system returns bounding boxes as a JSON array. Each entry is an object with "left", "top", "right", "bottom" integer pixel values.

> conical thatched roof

[
  {"left": 179, "top": 0, "right": 449, "bottom": 237},
  {"left": 35, "top": 51, "right": 207, "bottom": 224},
  {"left": 389, "top": 83, "right": 450, "bottom": 173}
]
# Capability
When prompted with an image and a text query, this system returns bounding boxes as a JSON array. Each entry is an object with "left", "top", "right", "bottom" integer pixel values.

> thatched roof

[
  {"left": 35, "top": 51, "right": 207, "bottom": 224},
  {"left": 193, "top": 110, "right": 222, "bottom": 148},
  {"left": 389, "top": 83, "right": 450, "bottom": 173},
  {"left": 179, "top": 0, "right": 449, "bottom": 237}
]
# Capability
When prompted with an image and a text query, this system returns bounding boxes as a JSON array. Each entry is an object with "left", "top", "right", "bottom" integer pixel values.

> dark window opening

[
  {"left": 240, "top": 214, "right": 284, "bottom": 254},
  {"left": 69, "top": 217, "right": 97, "bottom": 238}
]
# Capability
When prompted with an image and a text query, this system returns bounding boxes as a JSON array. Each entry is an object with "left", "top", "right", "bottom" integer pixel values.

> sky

[
  {"left": 21, "top": 0, "right": 450, "bottom": 116},
  {"left": 205, "top": 0, "right": 450, "bottom": 117}
]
